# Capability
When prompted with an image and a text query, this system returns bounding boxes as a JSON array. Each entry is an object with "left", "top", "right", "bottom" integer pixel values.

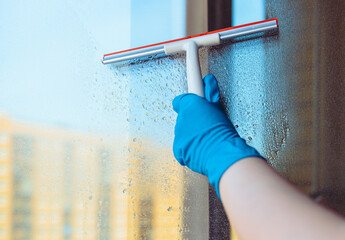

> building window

[
  {"left": 0, "top": 134, "right": 7, "bottom": 145},
  {"left": 0, "top": 150, "right": 7, "bottom": 159}
]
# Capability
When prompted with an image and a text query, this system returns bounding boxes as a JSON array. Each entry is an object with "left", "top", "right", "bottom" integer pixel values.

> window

[
  {"left": 0, "top": 165, "right": 7, "bottom": 176},
  {"left": 232, "top": 0, "right": 265, "bottom": 26},
  {"left": 0, "top": 1, "right": 194, "bottom": 239},
  {"left": 0, "top": 134, "right": 7, "bottom": 145},
  {"left": 0, "top": 197, "right": 7, "bottom": 207},
  {"left": 0, "top": 227, "right": 6, "bottom": 238},
  {"left": 0, "top": 212, "right": 6, "bottom": 223},
  {"left": 0, "top": 181, "right": 7, "bottom": 192},
  {"left": 2, "top": 1, "right": 345, "bottom": 239},
  {"left": 0, "top": 150, "right": 7, "bottom": 159}
]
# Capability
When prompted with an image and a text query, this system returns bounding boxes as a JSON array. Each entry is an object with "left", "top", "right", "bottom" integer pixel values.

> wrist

[
  {"left": 219, "top": 156, "right": 268, "bottom": 200},
  {"left": 207, "top": 139, "right": 264, "bottom": 199}
]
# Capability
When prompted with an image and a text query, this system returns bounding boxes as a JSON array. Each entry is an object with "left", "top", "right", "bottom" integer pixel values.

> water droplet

[
  {"left": 133, "top": 138, "right": 137, "bottom": 142},
  {"left": 123, "top": 189, "right": 127, "bottom": 194},
  {"left": 167, "top": 206, "right": 172, "bottom": 212}
]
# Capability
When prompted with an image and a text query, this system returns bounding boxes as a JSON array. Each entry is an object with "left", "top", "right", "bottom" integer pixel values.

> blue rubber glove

[{"left": 173, "top": 74, "right": 264, "bottom": 198}]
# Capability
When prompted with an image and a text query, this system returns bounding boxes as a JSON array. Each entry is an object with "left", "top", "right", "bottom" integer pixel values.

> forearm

[{"left": 220, "top": 157, "right": 345, "bottom": 240}]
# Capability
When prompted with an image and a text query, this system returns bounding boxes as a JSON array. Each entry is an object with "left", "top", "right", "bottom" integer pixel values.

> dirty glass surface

[
  {"left": 261, "top": 0, "right": 345, "bottom": 215},
  {"left": 0, "top": 0, "right": 207, "bottom": 239},
  {"left": 203, "top": 0, "right": 345, "bottom": 219},
  {"left": 1, "top": 0, "right": 345, "bottom": 239},
  {"left": 107, "top": 55, "right": 210, "bottom": 239}
]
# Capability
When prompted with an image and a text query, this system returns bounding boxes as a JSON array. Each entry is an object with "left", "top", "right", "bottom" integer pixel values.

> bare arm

[{"left": 220, "top": 157, "right": 345, "bottom": 240}]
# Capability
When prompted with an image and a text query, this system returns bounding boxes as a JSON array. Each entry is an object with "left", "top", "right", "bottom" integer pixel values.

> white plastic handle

[
  {"left": 164, "top": 33, "right": 220, "bottom": 97},
  {"left": 185, "top": 41, "right": 204, "bottom": 97}
]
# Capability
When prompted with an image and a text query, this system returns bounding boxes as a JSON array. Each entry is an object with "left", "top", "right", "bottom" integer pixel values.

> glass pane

[
  {"left": 130, "top": 0, "right": 186, "bottom": 47},
  {"left": 205, "top": 0, "right": 345, "bottom": 220},
  {"left": 232, "top": 0, "right": 265, "bottom": 26},
  {"left": 2, "top": 0, "right": 344, "bottom": 239},
  {"left": 108, "top": 54, "right": 210, "bottom": 239},
  {"left": 0, "top": 0, "right": 207, "bottom": 239}
]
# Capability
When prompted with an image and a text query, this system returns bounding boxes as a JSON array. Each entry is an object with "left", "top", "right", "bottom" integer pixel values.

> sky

[
  {"left": 130, "top": 0, "right": 186, "bottom": 48},
  {"left": 0, "top": 0, "right": 264, "bottom": 134},
  {"left": 233, "top": 0, "right": 265, "bottom": 26}
]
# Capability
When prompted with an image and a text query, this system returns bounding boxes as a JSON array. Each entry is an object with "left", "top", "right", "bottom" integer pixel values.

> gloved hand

[{"left": 173, "top": 74, "right": 264, "bottom": 198}]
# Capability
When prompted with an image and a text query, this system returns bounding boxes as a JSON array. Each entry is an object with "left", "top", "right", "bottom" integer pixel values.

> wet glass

[
  {"left": 0, "top": 0, "right": 196, "bottom": 239},
  {"left": 261, "top": 0, "right": 345, "bottom": 215},
  {"left": 205, "top": 0, "right": 345, "bottom": 219},
  {"left": 1, "top": 0, "right": 345, "bottom": 240}
]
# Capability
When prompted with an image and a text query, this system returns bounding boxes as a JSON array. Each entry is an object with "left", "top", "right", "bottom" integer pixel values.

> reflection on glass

[
  {"left": 112, "top": 54, "right": 208, "bottom": 239},
  {"left": 0, "top": 113, "right": 188, "bottom": 239},
  {"left": 0, "top": 0, "right": 192, "bottom": 239}
]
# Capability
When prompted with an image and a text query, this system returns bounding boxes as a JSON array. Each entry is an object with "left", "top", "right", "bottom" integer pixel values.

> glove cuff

[{"left": 207, "top": 138, "right": 265, "bottom": 199}]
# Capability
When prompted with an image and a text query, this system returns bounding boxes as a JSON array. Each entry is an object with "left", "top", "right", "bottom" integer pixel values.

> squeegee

[{"left": 103, "top": 18, "right": 279, "bottom": 97}]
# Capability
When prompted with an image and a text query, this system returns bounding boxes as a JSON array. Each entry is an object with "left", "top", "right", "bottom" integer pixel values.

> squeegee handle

[
  {"left": 164, "top": 33, "right": 221, "bottom": 97},
  {"left": 185, "top": 41, "right": 204, "bottom": 97}
]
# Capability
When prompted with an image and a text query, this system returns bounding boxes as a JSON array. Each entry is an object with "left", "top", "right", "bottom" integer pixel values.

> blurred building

[
  {"left": 0, "top": 114, "right": 188, "bottom": 239},
  {"left": 126, "top": 140, "right": 185, "bottom": 239},
  {"left": 0, "top": 117, "right": 13, "bottom": 240},
  {"left": 0, "top": 115, "right": 111, "bottom": 240}
]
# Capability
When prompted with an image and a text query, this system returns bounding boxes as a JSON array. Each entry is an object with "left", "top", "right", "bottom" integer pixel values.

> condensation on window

[
  {"left": 1, "top": 0, "right": 345, "bottom": 240},
  {"left": 0, "top": 0, "right": 203, "bottom": 238},
  {"left": 204, "top": 0, "right": 345, "bottom": 218},
  {"left": 107, "top": 54, "right": 209, "bottom": 239}
]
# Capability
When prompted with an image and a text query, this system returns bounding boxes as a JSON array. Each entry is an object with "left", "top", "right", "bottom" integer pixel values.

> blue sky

[
  {"left": 130, "top": 0, "right": 186, "bottom": 48},
  {"left": 0, "top": 0, "right": 264, "bottom": 133},
  {"left": 233, "top": 0, "right": 265, "bottom": 26}
]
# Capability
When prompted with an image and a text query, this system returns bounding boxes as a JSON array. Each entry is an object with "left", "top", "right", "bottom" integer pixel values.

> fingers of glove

[
  {"left": 172, "top": 93, "right": 205, "bottom": 114},
  {"left": 173, "top": 74, "right": 220, "bottom": 113},
  {"left": 173, "top": 93, "right": 191, "bottom": 113},
  {"left": 203, "top": 74, "right": 220, "bottom": 103},
  {"left": 174, "top": 94, "right": 230, "bottom": 135}
]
